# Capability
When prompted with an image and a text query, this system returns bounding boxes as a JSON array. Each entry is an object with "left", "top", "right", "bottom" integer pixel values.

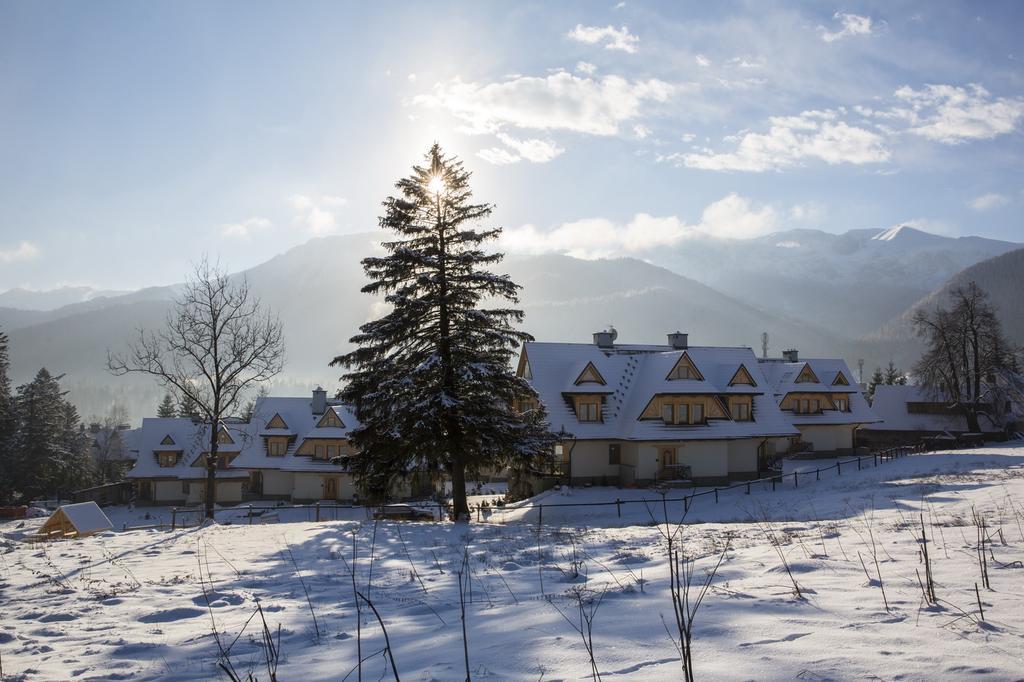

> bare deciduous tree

[
  {"left": 913, "top": 282, "right": 1019, "bottom": 433},
  {"left": 108, "top": 259, "right": 284, "bottom": 518}
]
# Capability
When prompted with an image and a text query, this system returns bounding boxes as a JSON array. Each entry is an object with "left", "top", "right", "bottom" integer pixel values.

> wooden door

[
  {"left": 661, "top": 448, "right": 677, "bottom": 467},
  {"left": 324, "top": 477, "right": 338, "bottom": 500}
]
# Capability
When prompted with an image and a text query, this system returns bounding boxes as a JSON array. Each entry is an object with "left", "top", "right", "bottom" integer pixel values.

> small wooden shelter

[{"left": 37, "top": 502, "right": 113, "bottom": 540}]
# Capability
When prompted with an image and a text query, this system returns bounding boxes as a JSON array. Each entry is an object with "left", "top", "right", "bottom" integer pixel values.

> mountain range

[{"left": 1, "top": 226, "right": 1020, "bottom": 423}]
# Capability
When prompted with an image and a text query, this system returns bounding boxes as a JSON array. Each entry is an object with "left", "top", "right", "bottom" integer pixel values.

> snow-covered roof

[
  {"left": 232, "top": 397, "right": 359, "bottom": 473},
  {"left": 867, "top": 384, "right": 977, "bottom": 433},
  {"left": 758, "top": 357, "right": 878, "bottom": 426},
  {"left": 127, "top": 418, "right": 249, "bottom": 480},
  {"left": 523, "top": 342, "right": 800, "bottom": 441},
  {"left": 50, "top": 502, "right": 113, "bottom": 534}
]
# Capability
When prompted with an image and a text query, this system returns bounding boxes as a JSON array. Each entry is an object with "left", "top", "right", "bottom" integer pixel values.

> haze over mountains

[{"left": 2, "top": 225, "right": 1020, "bottom": 423}]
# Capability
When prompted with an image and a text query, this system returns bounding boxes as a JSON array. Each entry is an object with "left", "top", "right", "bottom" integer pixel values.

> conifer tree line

[{"left": 0, "top": 327, "right": 95, "bottom": 504}]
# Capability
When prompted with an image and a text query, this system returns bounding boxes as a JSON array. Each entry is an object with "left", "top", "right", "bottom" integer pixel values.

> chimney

[
  {"left": 667, "top": 332, "right": 688, "bottom": 350},
  {"left": 593, "top": 327, "right": 618, "bottom": 349},
  {"left": 312, "top": 386, "right": 327, "bottom": 415},
  {"left": 782, "top": 349, "right": 799, "bottom": 363}
]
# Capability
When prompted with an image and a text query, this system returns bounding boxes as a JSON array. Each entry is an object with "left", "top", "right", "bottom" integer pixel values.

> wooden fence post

[
  {"left": 746, "top": 482, "right": 751, "bottom": 495},
  {"left": 837, "top": 461, "right": 841, "bottom": 475},
  {"left": 793, "top": 471, "right": 798, "bottom": 488},
  {"left": 616, "top": 498, "right": 621, "bottom": 518},
  {"left": 171, "top": 507, "right": 177, "bottom": 530},
  {"left": 248, "top": 504, "right": 253, "bottom": 525},
  {"left": 714, "top": 488, "right": 719, "bottom": 503},
  {"left": 315, "top": 502, "right": 320, "bottom": 522},
  {"left": 816, "top": 468, "right": 820, "bottom": 481},
  {"left": 857, "top": 457, "right": 861, "bottom": 471},
  {"left": 538, "top": 504, "right": 543, "bottom": 528},
  {"left": 684, "top": 496, "right": 689, "bottom": 513}
]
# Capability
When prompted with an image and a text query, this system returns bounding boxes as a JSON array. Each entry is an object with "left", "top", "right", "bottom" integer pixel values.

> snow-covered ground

[{"left": 3, "top": 445, "right": 1024, "bottom": 680}]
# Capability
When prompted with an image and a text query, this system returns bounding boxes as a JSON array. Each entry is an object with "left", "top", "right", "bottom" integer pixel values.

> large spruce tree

[{"left": 333, "top": 144, "right": 555, "bottom": 519}]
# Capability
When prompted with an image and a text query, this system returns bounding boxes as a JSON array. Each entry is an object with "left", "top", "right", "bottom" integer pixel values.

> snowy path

[{"left": 2, "top": 445, "right": 1024, "bottom": 680}]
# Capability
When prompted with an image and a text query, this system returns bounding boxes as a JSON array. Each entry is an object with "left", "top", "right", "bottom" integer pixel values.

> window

[
  {"left": 677, "top": 403, "right": 689, "bottom": 424},
  {"left": 669, "top": 365, "right": 695, "bottom": 380},
  {"left": 182, "top": 481, "right": 190, "bottom": 494},
  {"left": 268, "top": 440, "right": 286, "bottom": 456},
  {"left": 799, "top": 399, "right": 809, "bottom": 414},
  {"left": 608, "top": 444, "right": 621, "bottom": 465},
  {"left": 691, "top": 403, "right": 704, "bottom": 424},
  {"left": 577, "top": 401, "right": 600, "bottom": 422},
  {"left": 810, "top": 399, "right": 819, "bottom": 414},
  {"left": 731, "top": 401, "right": 750, "bottom": 421},
  {"left": 661, "top": 404, "right": 674, "bottom": 424},
  {"left": 835, "top": 397, "right": 848, "bottom": 412},
  {"left": 315, "top": 444, "right": 326, "bottom": 460},
  {"left": 327, "top": 444, "right": 338, "bottom": 460},
  {"left": 158, "top": 452, "right": 177, "bottom": 467}
]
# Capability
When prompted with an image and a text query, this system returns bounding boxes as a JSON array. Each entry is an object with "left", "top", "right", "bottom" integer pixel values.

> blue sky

[{"left": 1, "top": 0, "right": 1022, "bottom": 290}]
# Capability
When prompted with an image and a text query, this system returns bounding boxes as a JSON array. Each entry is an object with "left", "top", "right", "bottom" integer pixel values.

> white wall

[
  {"left": 799, "top": 425, "right": 854, "bottom": 452},
  {"left": 726, "top": 439, "right": 759, "bottom": 475},
  {"left": 568, "top": 441, "right": 620, "bottom": 480},
  {"left": 261, "top": 470, "right": 294, "bottom": 497},
  {"left": 671, "top": 440, "right": 730, "bottom": 478},
  {"left": 293, "top": 473, "right": 325, "bottom": 501},
  {"left": 153, "top": 480, "right": 185, "bottom": 503}
]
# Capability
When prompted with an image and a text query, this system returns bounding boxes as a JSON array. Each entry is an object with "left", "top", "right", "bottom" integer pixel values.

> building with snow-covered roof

[
  {"left": 758, "top": 349, "right": 878, "bottom": 454},
  {"left": 859, "top": 384, "right": 1019, "bottom": 447},
  {"left": 233, "top": 388, "right": 364, "bottom": 502},
  {"left": 126, "top": 417, "right": 249, "bottom": 505},
  {"left": 519, "top": 330, "right": 801, "bottom": 486}
]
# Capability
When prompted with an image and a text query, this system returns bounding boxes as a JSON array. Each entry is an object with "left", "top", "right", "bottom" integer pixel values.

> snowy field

[{"left": 3, "top": 445, "right": 1024, "bottom": 680}]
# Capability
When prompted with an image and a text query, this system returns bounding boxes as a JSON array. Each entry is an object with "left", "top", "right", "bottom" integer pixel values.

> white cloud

[
  {"left": 695, "top": 54, "right": 711, "bottom": 67},
  {"left": 499, "top": 193, "right": 779, "bottom": 258},
  {"left": 575, "top": 61, "right": 597, "bottom": 75},
  {"left": 633, "top": 124, "right": 651, "bottom": 139},
  {"left": 697, "top": 193, "right": 777, "bottom": 239},
  {"left": 407, "top": 73, "right": 417, "bottom": 82},
  {"left": 414, "top": 72, "right": 675, "bottom": 136},
  {"left": 0, "top": 241, "right": 40, "bottom": 264},
  {"left": 613, "top": 1, "right": 626, "bottom": 8},
  {"left": 289, "top": 194, "right": 348, "bottom": 236},
  {"left": 969, "top": 193, "right": 1009, "bottom": 211},
  {"left": 219, "top": 217, "right": 271, "bottom": 238},
  {"left": 819, "top": 12, "right": 875, "bottom": 42},
  {"left": 567, "top": 24, "right": 639, "bottom": 53},
  {"left": 679, "top": 133, "right": 696, "bottom": 143},
  {"left": 478, "top": 133, "right": 565, "bottom": 165},
  {"left": 675, "top": 109, "right": 890, "bottom": 172},
  {"left": 892, "top": 84, "right": 1024, "bottom": 144},
  {"left": 788, "top": 202, "right": 825, "bottom": 222}
]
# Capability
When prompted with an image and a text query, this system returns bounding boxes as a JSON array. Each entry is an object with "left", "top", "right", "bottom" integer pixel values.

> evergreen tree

[
  {"left": 0, "top": 328, "right": 16, "bottom": 502},
  {"left": 10, "top": 369, "right": 72, "bottom": 501},
  {"left": 157, "top": 393, "right": 178, "bottom": 418},
  {"left": 866, "top": 367, "right": 886, "bottom": 402},
  {"left": 332, "top": 144, "right": 556, "bottom": 519},
  {"left": 177, "top": 393, "right": 201, "bottom": 420},
  {"left": 883, "top": 361, "right": 907, "bottom": 387}
]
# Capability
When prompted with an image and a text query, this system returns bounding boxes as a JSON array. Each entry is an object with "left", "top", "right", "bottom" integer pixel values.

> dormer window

[
  {"left": 158, "top": 452, "right": 178, "bottom": 467},
  {"left": 574, "top": 362, "right": 607, "bottom": 386},
  {"left": 728, "top": 364, "right": 757, "bottom": 387},
  {"left": 835, "top": 397, "right": 849, "bottom": 412},
  {"left": 267, "top": 440, "right": 287, "bottom": 456},
  {"left": 666, "top": 353, "right": 704, "bottom": 381},
  {"left": 795, "top": 364, "right": 820, "bottom": 384},
  {"left": 832, "top": 371, "right": 850, "bottom": 386},
  {"left": 577, "top": 400, "right": 601, "bottom": 422},
  {"left": 160, "top": 435, "right": 175, "bottom": 445},
  {"left": 217, "top": 426, "right": 235, "bottom": 444},
  {"left": 730, "top": 397, "right": 751, "bottom": 421},
  {"left": 266, "top": 413, "right": 288, "bottom": 429},
  {"left": 317, "top": 410, "right": 344, "bottom": 429}
]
